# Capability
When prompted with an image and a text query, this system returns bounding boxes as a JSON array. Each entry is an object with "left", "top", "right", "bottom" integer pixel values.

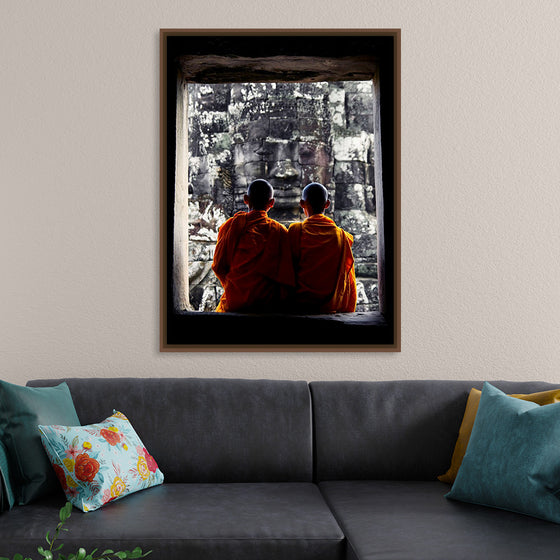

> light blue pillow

[
  {"left": 446, "top": 382, "right": 560, "bottom": 523},
  {"left": 39, "top": 411, "right": 164, "bottom": 512}
]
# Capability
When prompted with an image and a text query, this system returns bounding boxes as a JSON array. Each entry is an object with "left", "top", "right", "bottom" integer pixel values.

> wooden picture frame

[{"left": 160, "top": 29, "right": 400, "bottom": 351}]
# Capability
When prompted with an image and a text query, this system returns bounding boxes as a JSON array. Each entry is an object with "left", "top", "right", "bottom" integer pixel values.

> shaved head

[
  {"left": 301, "top": 182, "right": 329, "bottom": 214},
  {"left": 247, "top": 179, "right": 274, "bottom": 210}
]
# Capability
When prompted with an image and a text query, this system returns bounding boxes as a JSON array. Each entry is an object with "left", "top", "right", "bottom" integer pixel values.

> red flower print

[
  {"left": 74, "top": 453, "right": 100, "bottom": 482},
  {"left": 143, "top": 448, "right": 158, "bottom": 473},
  {"left": 53, "top": 464, "right": 67, "bottom": 491},
  {"left": 100, "top": 428, "right": 121, "bottom": 446}
]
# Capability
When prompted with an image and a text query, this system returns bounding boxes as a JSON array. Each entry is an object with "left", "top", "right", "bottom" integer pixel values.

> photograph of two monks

[
  {"left": 213, "top": 180, "right": 356, "bottom": 314},
  {"left": 161, "top": 31, "right": 399, "bottom": 349}
]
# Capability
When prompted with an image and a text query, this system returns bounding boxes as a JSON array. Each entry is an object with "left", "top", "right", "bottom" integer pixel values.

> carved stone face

[{"left": 233, "top": 139, "right": 333, "bottom": 223}]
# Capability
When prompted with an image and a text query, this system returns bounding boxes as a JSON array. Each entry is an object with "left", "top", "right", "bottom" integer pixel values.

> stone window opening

[{"left": 183, "top": 80, "right": 379, "bottom": 313}]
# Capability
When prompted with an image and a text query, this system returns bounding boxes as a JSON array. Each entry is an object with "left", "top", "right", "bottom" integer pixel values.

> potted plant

[{"left": 0, "top": 502, "right": 151, "bottom": 560}]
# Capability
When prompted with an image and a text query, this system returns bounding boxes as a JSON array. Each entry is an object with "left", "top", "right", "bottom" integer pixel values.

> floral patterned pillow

[{"left": 38, "top": 411, "right": 164, "bottom": 512}]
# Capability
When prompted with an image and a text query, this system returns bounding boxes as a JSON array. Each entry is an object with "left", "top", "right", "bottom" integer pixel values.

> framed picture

[{"left": 160, "top": 29, "right": 400, "bottom": 351}]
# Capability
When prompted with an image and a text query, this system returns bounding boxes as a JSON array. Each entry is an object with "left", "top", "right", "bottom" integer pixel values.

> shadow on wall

[{"left": 186, "top": 81, "right": 378, "bottom": 313}]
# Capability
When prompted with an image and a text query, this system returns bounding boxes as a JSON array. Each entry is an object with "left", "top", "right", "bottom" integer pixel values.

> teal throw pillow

[
  {"left": 0, "top": 380, "right": 80, "bottom": 505},
  {"left": 446, "top": 382, "right": 560, "bottom": 523},
  {"left": 0, "top": 439, "right": 15, "bottom": 511},
  {"left": 39, "top": 411, "right": 164, "bottom": 512}
]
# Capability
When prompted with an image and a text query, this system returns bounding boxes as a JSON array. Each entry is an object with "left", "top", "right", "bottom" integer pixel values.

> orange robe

[
  {"left": 288, "top": 214, "right": 357, "bottom": 313},
  {"left": 212, "top": 210, "right": 295, "bottom": 313}
]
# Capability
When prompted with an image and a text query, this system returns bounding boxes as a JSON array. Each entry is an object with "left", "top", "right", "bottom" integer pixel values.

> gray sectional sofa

[{"left": 1, "top": 377, "right": 560, "bottom": 559}]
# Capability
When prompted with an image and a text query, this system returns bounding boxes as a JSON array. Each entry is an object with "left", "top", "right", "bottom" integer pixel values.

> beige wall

[{"left": 2, "top": 1, "right": 560, "bottom": 384}]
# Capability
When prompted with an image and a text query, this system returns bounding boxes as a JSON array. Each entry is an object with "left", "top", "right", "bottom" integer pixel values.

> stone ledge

[{"left": 166, "top": 311, "right": 394, "bottom": 348}]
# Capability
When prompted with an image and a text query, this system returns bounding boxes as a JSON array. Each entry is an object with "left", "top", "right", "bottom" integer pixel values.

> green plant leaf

[
  {"left": 0, "top": 556, "right": 9, "bottom": 560},
  {"left": 114, "top": 553, "right": 127, "bottom": 560},
  {"left": 14, "top": 554, "right": 23, "bottom": 560}
]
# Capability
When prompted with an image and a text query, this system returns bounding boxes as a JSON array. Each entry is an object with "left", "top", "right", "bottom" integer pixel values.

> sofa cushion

[
  {"left": 446, "top": 382, "right": 560, "bottom": 523},
  {"left": 0, "top": 483, "right": 344, "bottom": 560},
  {"left": 0, "top": 380, "right": 80, "bottom": 505},
  {"left": 39, "top": 411, "right": 164, "bottom": 512},
  {"left": 320, "top": 480, "right": 560, "bottom": 560},
  {"left": 27, "top": 378, "right": 313, "bottom": 483},
  {"left": 310, "top": 380, "right": 560, "bottom": 481},
  {"left": 438, "top": 386, "right": 560, "bottom": 484},
  {"left": 0, "top": 440, "right": 15, "bottom": 511}
]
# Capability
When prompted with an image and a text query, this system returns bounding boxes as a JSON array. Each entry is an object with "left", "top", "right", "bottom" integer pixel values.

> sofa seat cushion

[
  {"left": 0, "top": 483, "right": 344, "bottom": 560},
  {"left": 319, "top": 481, "right": 560, "bottom": 560}
]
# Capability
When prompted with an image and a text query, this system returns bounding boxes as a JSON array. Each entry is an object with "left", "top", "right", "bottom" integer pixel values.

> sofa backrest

[
  {"left": 310, "top": 380, "right": 560, "bottom": 481},
  {"left": 27, "top": 378, "right": 313, "bottom": 483}
]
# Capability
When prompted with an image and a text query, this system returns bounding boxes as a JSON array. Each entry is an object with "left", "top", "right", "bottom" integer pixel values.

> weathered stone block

[
  {"left": 355, "top": 262, "right": 378, "bottom": 278},
  {"left": 243, "top": 161, "right": 267, "bottom": 179},
  {"left": 335, "top": 182, "right": 367, "bottom": 210},
  {"left": 206, "top": 132, "right": 232, "bottom": 155},
  {"left": 343, "top": 81, "right": 374, "bottom": 94},
  {"left": 355, "top": 279, "right": 379, "bottom": 312},
  {"left": 299, "top": 82, "right": 329, "bottom": 97},
  {"left": 333, "top": 161, "right": 367, "bottom": 183},
  {"left": 299, "top": 142, "right": 331, "bottom": 167},
  {"left": 332, "top": 133, "right": 370, "bottom": 161},
  {"left": 352, "top": 232, "right": 378, "bottom": 261},
  {"left": 328, "top": 86, "right": 345, "bottom": 104},
  {"left": 297, "top": 98, "right": 327, "bottom": 118},
  {"left": 298, "top": 118, "right": 327, "bottom": 139},
  {"left": 346, "top": 92, "right": 374, "bottom": 115},
  {"left": 198, "top": 111, "right": 228, "bottom": 134},
  {"left": 269, "top": 117, "right": 298, "bottom": 140},
  {"left": 234, "top": 142, "right": 265, "bottom": 164},
  {"left": 266, "top": 98, "right": 298, "bottom": 118},
  {"left": 189, "top": 172, "right": 212, "bottom": 197},
  {"left": 196, "top": 84, "right": 230, "bottom": 111},
  {"left": 347, "top": 112, "right": 374, "bottom": 133},
  {"left": 335, "top": 209, "right": 376, "bottom": 235},
  {"left": 364, "top": 182, "right": 376, "bottom": 214},
  {"left": 300, "top": 165, "right": 332, "bottom": 188},
  {"left": 246, "top": 118, "right": 270, "bottom": 139}
]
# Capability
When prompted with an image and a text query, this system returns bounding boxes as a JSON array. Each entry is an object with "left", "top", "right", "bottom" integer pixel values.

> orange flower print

[
  {"left": 110, "top": 476, "right": 126, "bottom": 498},
  {"left": 137, "top": 456, "right": 150, "bottom": 480},
  {"left": 100, "top": 428, "right": 121, "bottom": 446},
  {"left": 143, "top": 448, "right": 158, "bottom": 473},
  {"left": 53, "top": 464, "right": 67, "bottom": 492},
  {"left": 74, "top": 453, "right": 100, "bottom": 482}
]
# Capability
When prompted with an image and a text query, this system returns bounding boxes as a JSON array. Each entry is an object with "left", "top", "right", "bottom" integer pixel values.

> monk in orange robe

[
  {"left": 288, "top": 182, "right": 357, "bottom": 313},
  {"left": 212, "top": 179, "right": 295, "bottom": 313}
]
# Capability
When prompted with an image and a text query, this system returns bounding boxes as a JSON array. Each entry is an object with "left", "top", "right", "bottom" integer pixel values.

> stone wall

[{"left": 186, "top": 81, "right": 378, "bottom": 312}]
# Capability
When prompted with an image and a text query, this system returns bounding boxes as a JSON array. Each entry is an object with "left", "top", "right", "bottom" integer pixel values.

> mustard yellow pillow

[{"left": 438, "top": 387, "right": 560, "bottom": 484}]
